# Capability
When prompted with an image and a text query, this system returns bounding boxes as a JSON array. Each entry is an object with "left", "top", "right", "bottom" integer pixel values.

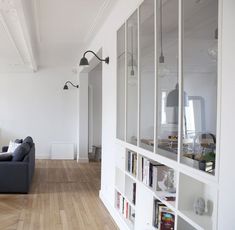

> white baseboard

[
  {"left": 77, "top": 157, "right": 89, "bottom": 163},
  {"left": 99, "top": 189, "right": 129, "bottom": 230},
  {"left": 36, "top": 155, "right": 50, "bottom": 159}
]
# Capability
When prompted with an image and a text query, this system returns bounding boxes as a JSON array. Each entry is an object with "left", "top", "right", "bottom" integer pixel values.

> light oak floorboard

[{"left": 0, "top": 160, "right": 118, "bottom": 230}]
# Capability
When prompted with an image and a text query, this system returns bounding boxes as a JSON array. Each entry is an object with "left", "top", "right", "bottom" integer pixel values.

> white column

[{"left": 77, "top": 72, "right": 89, "bottom": 162}]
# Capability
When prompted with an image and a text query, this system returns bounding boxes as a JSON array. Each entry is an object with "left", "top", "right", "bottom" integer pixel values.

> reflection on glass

[
  {"left": 117, "top": 24, "right": 125, "bottom": 140},
  {"left": 181, "top": 0, "right": 218, "bottom": 175},
  {"left": 127, "top": 11, "right": 138, "bottom": 145},
  {"left": 139, "top": 0, "right": 155, "bottom": 151},
  {"left": 157, "top": 0, "right": 178, "bottom": 161}
]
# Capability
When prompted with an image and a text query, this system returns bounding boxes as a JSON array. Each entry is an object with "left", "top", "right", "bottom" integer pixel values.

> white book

[
  {"left": 143, "top": 158, "right": 150, "bottom": 185},
  {"left": 152, "top": 166, "right": 158, "bottom": 191},
  {"left": 130, "top": 151, "right": 133, "bottom": 174}
]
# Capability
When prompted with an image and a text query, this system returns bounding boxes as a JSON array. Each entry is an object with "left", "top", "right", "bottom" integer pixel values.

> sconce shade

[
  {"left": 63, "top": 84, "right": 69, "bottom": 90},
  {"left": 166, "top": 84, "right": 189, "bottom": 107},
  {"left": 79, "top": 57, "right": 89, "bottom": 66}
]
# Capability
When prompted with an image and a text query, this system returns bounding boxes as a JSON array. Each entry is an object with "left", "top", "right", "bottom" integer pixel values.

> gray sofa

[{"left": 0, "top": 137, "right": 35, "bottom": 193}]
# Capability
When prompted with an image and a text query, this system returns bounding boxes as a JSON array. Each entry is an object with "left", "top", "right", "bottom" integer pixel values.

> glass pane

[
  {"left": 127, "top": 11, "right": 138, "bottom": 145},
  {"left": 181, "top": 0, "right": 218, "bottom": 175},
  {"left": 156, "top": 0, "right": 178, "bottom": 161},
  {"left": 139, "top": 0, "right": 155, "bottom": 151},
  {"left": 117, "top": 24, "right": 126, "bottom": 140}
]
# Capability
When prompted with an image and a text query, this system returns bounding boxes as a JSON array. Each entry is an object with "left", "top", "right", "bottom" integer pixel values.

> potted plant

[{"left": 199, "top": 152, "right": 216, "bottom": 172}]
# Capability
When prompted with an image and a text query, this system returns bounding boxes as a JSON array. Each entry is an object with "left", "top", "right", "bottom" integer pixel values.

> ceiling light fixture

[
  {"left": 63, "top": 81, "right": 79, "bottom": 90},
  {"left": 159, "top": 0, "right": 164, "bottom": 63},
  {"left": 79, "top": 50, "right": 109, "bottom": 66},
  {"left": 158, "top": 0, "right": 170, "bottom": 77}
]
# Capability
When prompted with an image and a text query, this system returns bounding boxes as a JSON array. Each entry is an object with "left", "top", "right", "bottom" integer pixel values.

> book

[
  {"left": 129, "top": 206, "right": 135, "bottom": 223},
  {"left": 122, "top": 197, "right": 125, "bottom": 214},
  {"left": 152, "top": 165, "right": 158, "bottom": 190},
  {"left": 116, "top": 192, "right": 121, "bottom": 209},
  {"left": 127, "top": 151, "right": 131, "bottom": 172},
  {"left": 143, "top": 158, "right": 150, "bottom": 185},
  {"left": 124, "top": 200, "right": 129, "bottom": 218},
  {"left": 153, "top": 199, "right": 165, "bottom": 228},
  {"left": 159, "top": 206, "right": 175, "bottom": 230},
  {"left": 132, "top": 183, "right": 136, "bottom": 205},
  {"left": 132, "top": 153, "right": 137, "bottom": 176}
]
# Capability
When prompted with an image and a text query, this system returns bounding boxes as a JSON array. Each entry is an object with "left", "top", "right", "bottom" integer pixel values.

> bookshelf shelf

[
  {"left": 178, "top": 210, "right": 212, "bottom": 230},
  {"left": 139, "top": 180, "right": 176, "bottom": 212},
  {"left": 177, "top": 216, "right": 197, "bottom": 230}
]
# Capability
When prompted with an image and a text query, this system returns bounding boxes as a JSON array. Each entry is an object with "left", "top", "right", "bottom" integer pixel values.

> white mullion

[
  {"left": 137, "top": 8, "right": 140, "bottom": 147},
  {"left": 153, "top": 0, "right": 158, "bottom": 154},
  {"left": 177, "top": 0, "right": 183, "bottom": 164},
  {"left": 124, "top": 22, "right": 127, "bottom": 142},
  {"left": 215, "top": 0, "right": 222, "bottom": 182}
]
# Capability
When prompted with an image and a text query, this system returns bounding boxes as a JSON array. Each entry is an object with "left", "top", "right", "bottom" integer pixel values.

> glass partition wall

[
  {"left": 116, "top": 0, "right": 218, "bottom": 175},
  {"left": 181, "top": 0, "right": 218, "bottom": 175},
  {"left": 156, "top": 0, "right": 179, "bottom": 161},
  {"left": 126, "top": 11, "right": 138, "bottom": 145},
  {"left": 117, "top": 25, "right": 126, "bottom": 141},
  {"left": 139, "top": 0, "right": 155, "bottom": 151}
]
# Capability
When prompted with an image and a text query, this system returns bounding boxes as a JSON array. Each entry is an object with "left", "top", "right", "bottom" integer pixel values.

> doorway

[{"left": 88, "top": 63, "right": 102, "bottom": 162}]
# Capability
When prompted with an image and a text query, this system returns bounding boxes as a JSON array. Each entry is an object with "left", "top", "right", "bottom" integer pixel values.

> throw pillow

[
  {"left": 15, "top": 139, "right": 23, "bottom": 144},
  {"left": 7, "top": 141, "right": 21, "bottom": 153},
  {"left": 0, "top": 153, "right": 13, "bottom": 161},
  {"left": 23, "top": 136, "right": 33, "bottom": 148},
  {"left": 12, "top": 143, "right": 30, "bottom": 161}
]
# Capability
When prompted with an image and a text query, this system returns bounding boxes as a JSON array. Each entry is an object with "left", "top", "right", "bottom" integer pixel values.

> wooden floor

[{"left": 0, "top": 160, "right": 118, "bottom": 230}]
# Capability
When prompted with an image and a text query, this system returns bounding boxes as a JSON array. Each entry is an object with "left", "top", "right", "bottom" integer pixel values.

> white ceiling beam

[{"left": 0, "top": 0, "right": 37, "bottom": 72}]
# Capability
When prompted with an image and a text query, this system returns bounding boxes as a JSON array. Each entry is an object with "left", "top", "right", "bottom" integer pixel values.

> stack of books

[
  {"left": 127, "top": 150, "right": 137, "bottom": 177},
  {"left": 116, "top": 191, "right": 135, "bottom": 223},
  {"left": 141, "top": 157, "right": 166, "bottom": 191},
  {"left": 153, "top": 199, "right": 175, "bottom": 230}
]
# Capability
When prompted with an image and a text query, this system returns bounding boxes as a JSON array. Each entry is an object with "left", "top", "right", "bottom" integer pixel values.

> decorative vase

[{"left": 193, "top": 197, "right": 206, "bottom": 215}]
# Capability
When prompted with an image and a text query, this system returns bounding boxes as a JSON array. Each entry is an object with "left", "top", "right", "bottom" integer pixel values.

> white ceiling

[
  {"left": 0, "top": 0, "right": 116, "bottom": 72},
  {"left": 36, "top": 0, "right": 108, "bottom": 44}
]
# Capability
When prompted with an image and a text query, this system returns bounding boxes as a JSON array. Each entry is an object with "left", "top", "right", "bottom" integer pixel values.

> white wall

[
  {"left": 88, "top": 63, "right": 102, "bottom": 152},
  {"left": 218, "top": 0, "right": 235, "bottom": 229},
  {"left": 0, "top": 67, "right": 77, "bottom": 158}
]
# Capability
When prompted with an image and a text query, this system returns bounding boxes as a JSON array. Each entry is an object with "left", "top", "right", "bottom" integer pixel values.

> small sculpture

[{"left": 193, "top": 197, "right": 206, "bottom": 215}]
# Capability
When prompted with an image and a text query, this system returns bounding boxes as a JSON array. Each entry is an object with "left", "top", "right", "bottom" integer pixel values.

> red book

[{"left": 125, "top": 202, "right": 129, "bottom": 218}]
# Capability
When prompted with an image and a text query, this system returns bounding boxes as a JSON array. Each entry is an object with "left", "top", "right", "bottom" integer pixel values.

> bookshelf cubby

[
  {"left": 115, "top": 189, "right": 136, "bottom": 230},
  {"left": 178, "top": 173, "right": 217, "bottom": 230},
  {"left": 177, "top": 216, "right": 197, "bottom": 230}
]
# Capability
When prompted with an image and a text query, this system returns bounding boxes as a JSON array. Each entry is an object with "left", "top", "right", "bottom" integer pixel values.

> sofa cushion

[
  {"left": 7, "top": 141, "right": 21, "bottom": 153},
  {"left": 12, "top": 143, "right": 30, "bottom": 161},
  {"left": 23, "top": 136, "right": 34, "bottom": 148},
  {"left": 0, "top": 153, "right": 13, "bottom": 161}
]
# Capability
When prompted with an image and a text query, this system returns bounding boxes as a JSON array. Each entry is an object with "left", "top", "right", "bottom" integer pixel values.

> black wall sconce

[
  {"left": 63, "top": 81, "right": 79, "bottom": 90},
  {"left": 79, "top": 50, "right": 109, "bottom": 66}
]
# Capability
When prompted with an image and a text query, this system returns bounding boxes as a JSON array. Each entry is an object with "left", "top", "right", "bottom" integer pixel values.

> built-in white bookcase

[{"left": 115, "top": 0, "right": 220, "bottom": 229}]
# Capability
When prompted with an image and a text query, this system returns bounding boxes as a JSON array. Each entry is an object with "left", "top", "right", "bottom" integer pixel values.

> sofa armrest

[
  {"left": 2, "top": 146, "right": 8, "bottom": 152},
  {"left": 0, "top": 162, "right": 29, "bottom": 193}
]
